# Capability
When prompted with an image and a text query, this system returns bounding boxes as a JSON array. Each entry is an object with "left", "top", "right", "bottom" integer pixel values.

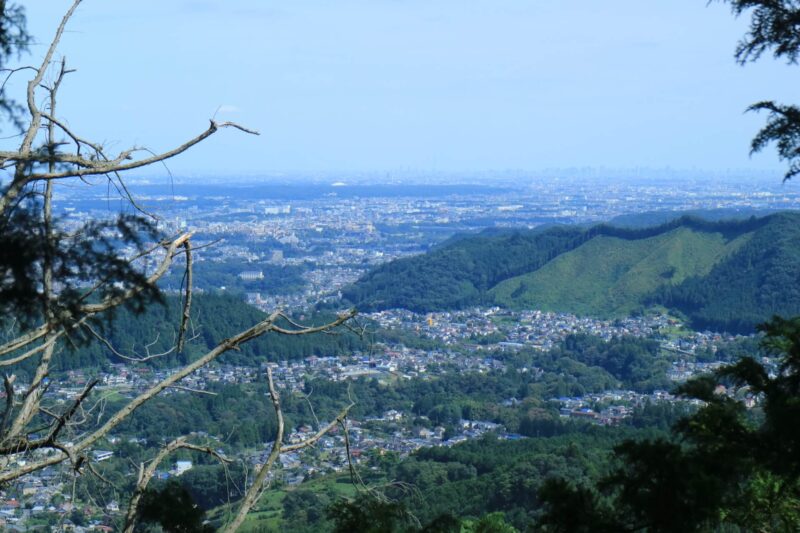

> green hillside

[
  {"left": 6, "top": 293, "right": 369, "bottom": 376},
  {"left": 650, "top": 212, "right": 800, "bottom": 332},
  {"left": 341, "top": 225, "right": 586, "bottom": 312},
  {"left": 490, "top": 227, "right": 751, "bottom": 316},
  {"left": 343, "top": 212, "right": 800, "bottom": 332}
]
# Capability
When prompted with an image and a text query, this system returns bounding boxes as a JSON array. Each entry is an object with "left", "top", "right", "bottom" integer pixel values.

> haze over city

[{"left": 14, "top": 0, "right": 800, "bottom": 176}]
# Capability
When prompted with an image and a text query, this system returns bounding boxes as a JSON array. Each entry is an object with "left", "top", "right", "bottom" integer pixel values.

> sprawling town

[{"left": 2, "top": 174, "right": 794, "bottom": 530}]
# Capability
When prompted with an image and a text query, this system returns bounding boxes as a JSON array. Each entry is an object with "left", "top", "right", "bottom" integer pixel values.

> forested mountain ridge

[
  {"left": 342, "top": 212, "right": 800, "bottom": 332},
  {"left": 342, "top": 224, "right": 587, "bottom": 312},
  {"left": 15, "top": 293, "right": 369, "bottom": 375}
]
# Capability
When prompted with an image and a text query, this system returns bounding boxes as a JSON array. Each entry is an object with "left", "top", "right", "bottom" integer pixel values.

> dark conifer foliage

[
  {"left": 136, "top": 481, "right": 214, "bottom": 533},
  {"left": 0, "top": 2, "right": 29, "bottom": 130},
  {"left": 0, "top": 197, "right": 163, "bottom": 328},
  {"left": 537, "top": 316, "right": 800, "bottom": 532},
  {"left": 720, "top": 1, "right": 800, "bottom": 179},
  {"left": 723, "top": 0, "right": 800, "bottom": 64}
]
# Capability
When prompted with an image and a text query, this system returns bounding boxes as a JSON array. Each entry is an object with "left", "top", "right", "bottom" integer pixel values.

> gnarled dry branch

[
  {"left": 0, "top": 4, "right": 358, "bottom": 529},
  {"left": 0, "top": 309, "right": 356, "bottom": 483},
  {"left": 222, "top": 367, "right": 355, "bottom": 532},
  {"left": 123, "top": 436, "right": 230, "bottom": 533}
]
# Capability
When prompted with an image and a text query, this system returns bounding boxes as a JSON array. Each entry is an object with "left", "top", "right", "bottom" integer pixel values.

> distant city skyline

[{"left": 8, "top": 1, "right": 800, "bottom": 177}]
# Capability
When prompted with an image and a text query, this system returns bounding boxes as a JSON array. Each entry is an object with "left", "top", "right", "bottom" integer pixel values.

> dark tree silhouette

[
  {"left": 537, "top": 316, "right": 800, "bottom": 532},
  {"left": 137, "top": 481, "right": 214, "bottom": 533},
  {"left": 0, "top": 3, "right": 356, "bottom": 531},
  {"left": 719, "top": 1, "right": 800, "bottom": 179},
  {"left": 0, "top": 1, "right": 30, "bottom": 129}
]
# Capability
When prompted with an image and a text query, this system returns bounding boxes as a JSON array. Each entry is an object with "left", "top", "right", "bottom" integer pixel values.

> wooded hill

[
  {"left": 342, "top": 212, "right": 800, "bottom": 333},
  {"left": 14, "top": 293, "right": 369, "bottom": 375}
]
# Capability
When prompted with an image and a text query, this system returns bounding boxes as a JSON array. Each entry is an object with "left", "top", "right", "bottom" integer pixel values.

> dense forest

[
  {"left": 343, "top": 212, "right": 800, "bottom": 333},
  {"left": 649, "top": 213, "right": 800, "bottom": 332},
  {"left": 278, "top": 430, "right": 647, "bottom": 532},
  {"left": 342, "top": 224, "right": 587, "bottom": 312},
  {"left": 2, "top": 293, "right": 370, "bottom": 377}
]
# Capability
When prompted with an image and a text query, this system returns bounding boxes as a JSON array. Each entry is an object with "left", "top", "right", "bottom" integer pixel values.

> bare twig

[
  {"left": 222, "top": 367, "right": 355, "bottom": 532},
  {"left": 0, "top": 309, "right": 355, "bottom": 483},
  {"left": 177, "top": 240, "right": 192, "bottom": 353},
  {"left": 123, "top": 437, "right": 229, "bottom": 533},
  {"left": 81, "top": 233, "right": 193, "bottom": 315},
  {"left": 82, "top": 323, "right": 181, "bottom": 363},
  {"left": 296, "top": 387, "right": 321, "bottom": 430},
  {"left": 341, "top": 418, "right": 358, "bottom": 486},
  {"left": 167, "top": 385, "right": 217, "bottom": 396},
  {"left": 222, "top": 368, "right": 286, "bottom": 533},
  {"left": 280, "top": 404, "right": 354, "bottom": 454},
  {"left": 0, "top": 379, "right": 98, "bottom": 455},
  {"left": 85, "top": 461, "right": 118, "bottom": 490}
]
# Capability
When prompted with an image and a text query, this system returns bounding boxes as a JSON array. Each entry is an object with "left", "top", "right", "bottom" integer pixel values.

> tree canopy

[
  {"left": 537, "top": 316, "right": 800, "bottom": 532},
  {"left": 0, "top": 2, "right": 30, "bottom": 128}
]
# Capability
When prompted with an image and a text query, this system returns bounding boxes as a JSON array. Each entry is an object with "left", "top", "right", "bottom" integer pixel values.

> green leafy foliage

[
  {"left": 491, "top": 227, "right": 746, "bottom": 316},
  {"left": 159, "top": 261, "right": 306, "bottom": 295},
  {"left": 113, "top": 382, "right": 280, "bottom": 448},
  {"left": 328, "top": 496, "right": 417, "bottom": 533},
  {"left": 651, "top": 212, "right": 800, "bottom": 332},
  {"left": 553, "top": 335, "right": 669, "bottom": 391},
  {"left": 537, "top": 316, "right": 800, "bottom": 532},
  {"left": 177, "top": 462, "right": 247, "bottom": 510},
  {"left": 321, "top": 429, "right": 654, "bottom": 532}
]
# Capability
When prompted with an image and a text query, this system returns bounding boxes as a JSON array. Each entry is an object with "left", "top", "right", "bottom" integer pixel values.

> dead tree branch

[
  {"left": 0, "top": 332, "right": 62, "bottom": 367},
  {"left": 0, "top": 0, "right": 83, "bottom": 215},
  {"left": 0, "top": 379, "right": 98, "bottom": 455},
  {"left": 0, "top": 4, "right": 358, "bottom": 528},
  {"left": 82, "top": 323, "right": 192, "bottom": 364},
  {"left": 0, "top": 232, "right": 191, "bottom": 363},
  {"left": 123, "top": 436, "right": 229, "bottom": 533},
  {"left": 0, "top": 309, "right": 356, "bottom": 483},
  {"left": 0, "top": 120, "right": 259, "bottom": 188},
  {"left": 178, "top": 239, "right": 193, "bottom": 353},
  {"left": 222, "top": 368, "right": 285, "bottom": 533},
  {"left": 223, "top": 367, "right": 355, "bottom": 532},
  {"left": 0, "top": 375, "right": 16, "bottom": 437}
]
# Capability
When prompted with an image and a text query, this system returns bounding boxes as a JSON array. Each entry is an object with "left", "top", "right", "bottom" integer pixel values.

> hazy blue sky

[{"left": 10, "top": 0, "right": 800, "bottom": 176}]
